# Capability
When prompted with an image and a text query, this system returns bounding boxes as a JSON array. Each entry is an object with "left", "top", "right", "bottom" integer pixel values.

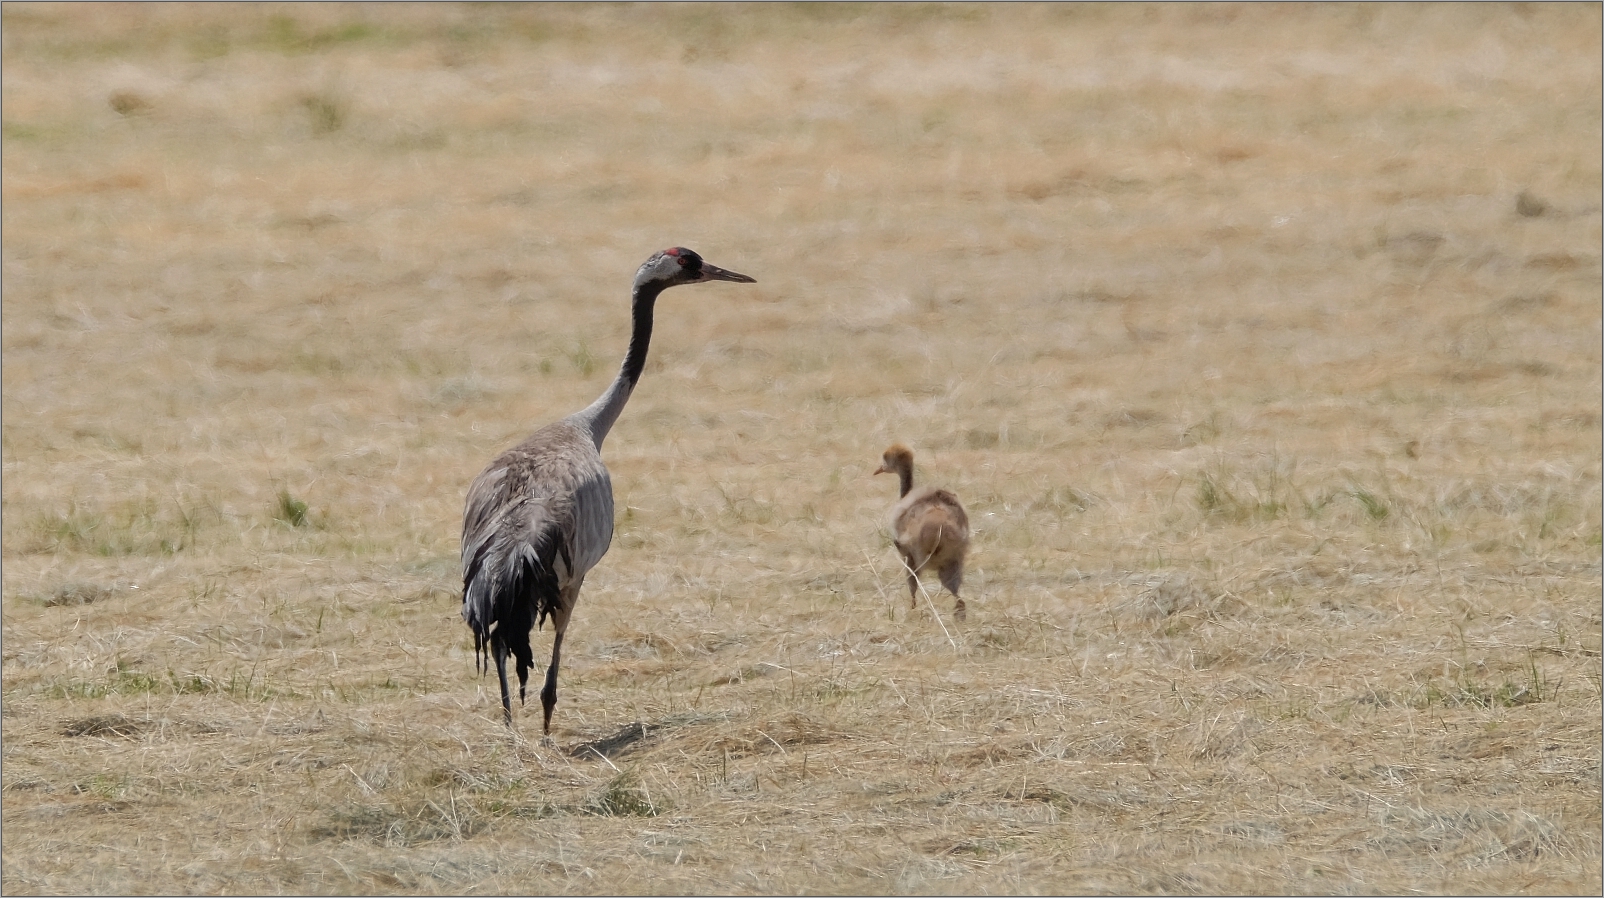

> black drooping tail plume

[{"left": 462, "top": 524, "right": 565, "bottom": 724}]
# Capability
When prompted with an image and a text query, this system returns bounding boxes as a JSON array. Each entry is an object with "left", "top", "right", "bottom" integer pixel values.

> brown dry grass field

[{"left": 3, "top": 3, "right": 1601, "bottom": 894}]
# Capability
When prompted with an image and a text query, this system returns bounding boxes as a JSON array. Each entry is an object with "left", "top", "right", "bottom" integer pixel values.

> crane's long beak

[
  {"left": 699, "top": 262, "right": 756, "bottom": 284},
  {"left": 873, "top": 464, "right": 890, "bottom": 476}
]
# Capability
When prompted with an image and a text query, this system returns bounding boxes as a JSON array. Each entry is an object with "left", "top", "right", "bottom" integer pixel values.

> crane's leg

[
  {"left": 540, "top": 632, "right": 563, "bottom": 735},
  {"left": 939, "top": 561, "right": 966, "bottom": 622},
  {"left": 540, "top": 600, "right": 574, "bottom": 736},
  {"left": 896, "top": 550, "right": 921, "bottom": 611},
  {"left": 493, "top": 639, "right": 513, "bottom": 727}
]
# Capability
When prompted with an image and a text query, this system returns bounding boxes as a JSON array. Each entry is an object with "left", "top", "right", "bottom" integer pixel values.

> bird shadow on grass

[{"left": 567, "top": 721, "right": 661, "bottom": 760}]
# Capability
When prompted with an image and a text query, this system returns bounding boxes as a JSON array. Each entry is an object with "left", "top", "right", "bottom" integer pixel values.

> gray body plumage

[
  {"left": 461, "top": 420, "right": 612, "bottom": 715},
  {"left": 460, "top": 247, "right": 754, "bottom": 732}
]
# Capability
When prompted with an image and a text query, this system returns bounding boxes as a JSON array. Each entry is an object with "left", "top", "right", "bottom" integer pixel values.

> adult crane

[{"left": 462, "top": 248, "right": 756, "bottom": 733}]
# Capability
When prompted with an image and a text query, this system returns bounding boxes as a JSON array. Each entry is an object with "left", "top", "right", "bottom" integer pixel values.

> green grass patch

[
  {"left": 275, "top": 490, "right": 312, "bottom": 528},
  {"left": 41, "top": 666, "right": 293, "bottom": 702},
  {"left": 311, "top": 797, "right": 486, "bottom": 845},
  {"left": 1195, "top": 466, "right": 1302, "bottom": 523},
  {"left": 584, "top": 770, "right": 666, "bottom": 817},
  {"left": 28, "top": 496, "right": 208, "bottom": 556},
  {"left": 1361, "top": 660, "right": 1559, "bottom": 710}
]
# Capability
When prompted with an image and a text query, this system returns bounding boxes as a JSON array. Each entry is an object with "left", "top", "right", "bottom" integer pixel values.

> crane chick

[{"left": 874, "top": 443, "right": 970, "bottom": 622}]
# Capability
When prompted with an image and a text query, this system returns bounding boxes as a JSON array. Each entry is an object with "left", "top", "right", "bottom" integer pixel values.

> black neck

[
  {"left": 899, "top": 466, "right": 913, "bottom": 498},
  {"left": 620, "top": 281, "right": 662, "bottom": 389},
  {"left": 573, "top": 280, "right": 664, "bottom": 448}
]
